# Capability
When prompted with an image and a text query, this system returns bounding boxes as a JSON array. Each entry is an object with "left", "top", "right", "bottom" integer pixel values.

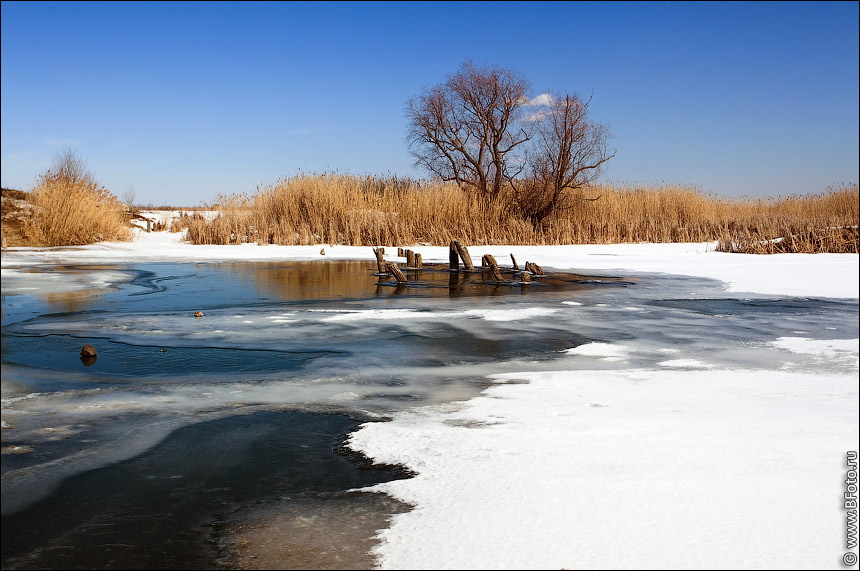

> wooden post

[
  {"left": 398, "top": 247, "right": 404, "bottom": 257},
  {"left": 453, "top": 241, "right": 474, "bottom": 271},
  {"left": 484, "top": 254, "right": 504, "bottom": 281},
  {"left": 510, "top": 253, "right": 519, "bottom": 270},
  {"left": 372, "top": 247, "right": 386, "bottom": 273},
  {"left": 406, "top": 250, "right": 416, "bottom": 268},
  {"left": 146, "top": 219, "right": 152, "bottom": 232},
  {"left": 386, "top": 262, "right": 408, "bottom": 283},
  {"left": 520, "top": 271, "right": 531, "bottom": 283},
  {"left": 525, "top": 261, "right": 545, "bottom": 276},
  {"left": 449, "top": 241, "right": 459, "bottom": 270},
  {"left": 415, "top": 253, "right": 422, "bottom": 268}
]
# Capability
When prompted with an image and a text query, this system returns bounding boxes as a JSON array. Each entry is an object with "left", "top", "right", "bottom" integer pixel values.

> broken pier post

[
  {"left": 449, "top": 242, "right": 460, "bottom": 271},
  {"left": 525, "top": 261, "right": 545, "bottom": 276},
  {"left": 452, "top": 240, "right": 474, "bottom": 271},
  {"left": 372, "top": 247, "right": 386, "bottom": 273},
  {"left": 483, "top": 254, "right": 505, "bottom": 282},
  {"left": 385, "top": 262, "right": 408, "bottom": 283}
]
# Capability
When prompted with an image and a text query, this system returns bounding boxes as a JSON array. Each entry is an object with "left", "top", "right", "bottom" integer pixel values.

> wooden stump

[
  {"left": 484, "top": 254, "right": 504, "bottom": 281},
  {"left": 452, "top": 241, "right": 474, "bottom": 271},
  {"left": 510, "top": 253, "right": 519, "bottom": 270},
  {"left": 386, "top": 262, "right": 408, "bottom": 283},
  {"left": 520, "top": 271, "right": 531, "bottom": 284},
  {"left": 525, "top": 261, "right": 545, "bottom": 275},
  {"left": 406, "top": 250, "right": 416, "bottom": 268},
  {"left": 449, "top": 241, "right": 460, "bottom": 270},
  {"left": 372, "top": 247, "right": 386, "bottom": 273},
  {"left": 490, "top": 265, "right": 504, "bottom": 282},
  {"left": 398, "top": 247, "right": 404, "bottom": 257},
  {"left": 415, "top": 253, "right": 422, "bottom": 268}
]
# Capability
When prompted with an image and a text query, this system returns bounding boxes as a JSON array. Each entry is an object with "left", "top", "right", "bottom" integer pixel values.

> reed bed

[
  {"left": 177, "top": 174, "right": 858, "bottom": 253},
  {"left": 23, "top": 171, "right": 130, "bottom": 247}
]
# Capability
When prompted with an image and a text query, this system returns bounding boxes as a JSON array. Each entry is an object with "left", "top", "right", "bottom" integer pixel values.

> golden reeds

[
  {"left": 177, "top": 175, "right": 858, "bottom": 253},
  {"left": 23, "top": 170, "right": 130, "bottom": 247}
]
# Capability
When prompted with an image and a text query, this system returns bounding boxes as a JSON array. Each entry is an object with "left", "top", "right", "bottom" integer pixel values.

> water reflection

[{"left": 231, "top": 260, "right": 632, "bottom": 301}]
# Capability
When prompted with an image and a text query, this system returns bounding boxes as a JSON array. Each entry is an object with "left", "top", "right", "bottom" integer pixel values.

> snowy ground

[{"left": 2, "top": 222, "right": 858, "bottom": 570}]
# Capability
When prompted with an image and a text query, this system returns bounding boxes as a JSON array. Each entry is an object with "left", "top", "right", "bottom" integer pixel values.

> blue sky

[{"left": 2, "top": 1, "right": 858, "bottom": 205}]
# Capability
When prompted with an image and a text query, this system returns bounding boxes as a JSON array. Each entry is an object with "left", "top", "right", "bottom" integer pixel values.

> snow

[
  {"left": 2, "top": 225, "right": 859, "bottom": 569},
  {"left": 349, "top": 367, "right": 856, "bottom": 569}
]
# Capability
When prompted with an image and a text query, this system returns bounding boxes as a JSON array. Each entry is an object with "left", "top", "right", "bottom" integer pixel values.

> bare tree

[
  {"left": 121, "top": 185, "right": 137, "bottom": 216},
  {"left": 513, "top": 92, "right": 615, "bottom": 226},
  {"left": 50, "top": 148, "right": 92, "bottom": 184},
  {"left": 406, "top": 60, "right": 531, "bottom": 198},
  {"left": 407, "top": 64, "right": 616, "bottom": 226}
]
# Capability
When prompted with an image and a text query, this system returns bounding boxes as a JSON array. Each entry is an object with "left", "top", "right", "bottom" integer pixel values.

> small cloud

[
  {"left": 525, "top": 93, "right": 552, "bottom": 106},
  {"left": 523, "top": 110, "right": 549, "bottom": 123}
]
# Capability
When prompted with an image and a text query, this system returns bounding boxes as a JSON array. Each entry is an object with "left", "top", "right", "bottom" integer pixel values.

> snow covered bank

[{"left": 350, "top": 363, "right": 858, "bottom": 569}]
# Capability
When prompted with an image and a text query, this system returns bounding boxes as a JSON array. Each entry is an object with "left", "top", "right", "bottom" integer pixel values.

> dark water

[
  {"left": 1, "top": 411, "right": 407, "bottom": 570},
  {"left": 2, "top": 259, "right": 857, "bottom": 569}
]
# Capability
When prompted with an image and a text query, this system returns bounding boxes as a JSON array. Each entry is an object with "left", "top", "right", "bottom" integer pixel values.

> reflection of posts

[
  {"left": 385, "top": 262, "right": 408, "bottom": 283},
  {"left": 448, "top": 270, "right": 462, "bottom": 293}
]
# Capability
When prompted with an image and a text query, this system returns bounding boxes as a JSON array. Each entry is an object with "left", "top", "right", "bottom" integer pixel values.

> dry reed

[
  {"left": 23, "top": 170, "right": 130, "bottom": 247},
  {"left": 177, "top": 174, "right": 858, "bottom": 253}
]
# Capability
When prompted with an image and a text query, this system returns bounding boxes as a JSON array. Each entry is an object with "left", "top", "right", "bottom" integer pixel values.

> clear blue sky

[{"left": 2, "top": 1, "right": 858, "bottom": 205}]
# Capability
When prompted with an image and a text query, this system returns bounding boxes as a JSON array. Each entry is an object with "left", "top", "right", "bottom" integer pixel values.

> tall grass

[
  {"left": 177, "top": 174, "right": 858, "bottom": 253},
  {"left": 23, "top": 161, "right": 130, "bottom": 247},
  {"left": 182, "top": 175, "right": 533, "bottom": 246}
]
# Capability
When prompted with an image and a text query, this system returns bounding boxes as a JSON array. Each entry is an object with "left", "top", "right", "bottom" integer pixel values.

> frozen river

[{"left": 2, "top": 243, "right": 858, "bottom": 569}]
